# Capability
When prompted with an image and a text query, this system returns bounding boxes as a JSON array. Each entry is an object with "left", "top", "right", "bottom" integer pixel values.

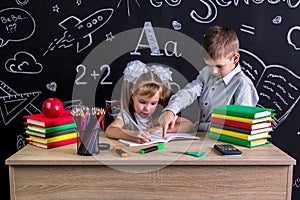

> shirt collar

[{"left": 222, "top": 64, "right": 241, "bottom": 85}]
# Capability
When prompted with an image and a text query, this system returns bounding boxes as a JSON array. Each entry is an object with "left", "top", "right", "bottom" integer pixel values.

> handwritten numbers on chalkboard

[
  {"left": 75, "top": 64, "right": 112, "bottom": 86},
  {"left": 99, "top": 64, "right": 112, "bottom": 85},
  {"left": 75, "top": 64, "right": 87, "bottom": 85}
]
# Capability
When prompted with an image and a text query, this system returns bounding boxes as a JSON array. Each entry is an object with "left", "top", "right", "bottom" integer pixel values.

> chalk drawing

[
  {"left": 44, "top": 8, "right": 114, "bottom": 55},
  {"left": 0, "top": 80, "right": 41, "bottom": 125},
  {"left": 240, "top": 49, "right": 300, "bottom": 128},
  {"left": 5, "top": 51, "right": 43, "bottom": 74},
  {"left": 0, "top": 7, "right": 36, "bottom": 47},
  {"left": 117, "top": 0, "right": 140, "bottom": 17},
  {"left": 287, "top": 26, "right": 300, "bottom": 50}
]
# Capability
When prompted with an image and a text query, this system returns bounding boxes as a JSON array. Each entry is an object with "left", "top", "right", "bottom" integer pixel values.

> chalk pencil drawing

[
  {"left": 5, "top": 51, "right": 43, "bottom": 74},
  {"left": 240, "top": 49, "right": 300, "bottom": 128},
  {"left": 43, "top": 8, "right": 114, "bottom": 55},
  {"left": 0, "top": 80, "right": 41, "bottom": 125},
  {"left": 0, "top": 7, "right": 36, "bottom": 47}
]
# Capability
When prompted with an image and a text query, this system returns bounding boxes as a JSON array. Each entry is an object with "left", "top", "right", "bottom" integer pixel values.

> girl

[{"left": 105, "top": 60, "right": 194, "bottom": 144}]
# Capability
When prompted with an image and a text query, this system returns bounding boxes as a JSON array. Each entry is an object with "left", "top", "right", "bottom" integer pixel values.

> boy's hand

[{"left": 158, "top": 111, "right": 176, "bottom": 138}]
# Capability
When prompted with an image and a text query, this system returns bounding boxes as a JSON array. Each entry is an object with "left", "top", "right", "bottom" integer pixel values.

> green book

[
  {"left": 212, "top": 105, "right": 275, "bottom": 119},
  {"left": 26, "top": 122, "right": 77, "bottom": 133},
  {"left": 208, "top": 132, "right": 271, "bottom": 148}
]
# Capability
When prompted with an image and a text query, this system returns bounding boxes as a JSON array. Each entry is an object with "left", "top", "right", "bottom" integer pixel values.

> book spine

[
  {"left": 210, "top": 123, "right": 252, "bottom": 134},
  {"left": 208, "top": 132, "right": 251, "bottom": 147}
]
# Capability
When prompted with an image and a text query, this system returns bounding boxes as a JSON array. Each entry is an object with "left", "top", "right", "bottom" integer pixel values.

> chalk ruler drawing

[
  {"left": 239, "top": 49, "right": 300, "bottom": 128},
  {"left": 0, "top": 7, "right": 36, "bottom": 47},
  {"left": 5, "top": 51, "right": 43, "bottom": 74},
  {"left": 0, "top": 80, "right": 41, "bottom": 125},
  {"left": 43, "top": 8, "right": 114, "bottom": 55}
]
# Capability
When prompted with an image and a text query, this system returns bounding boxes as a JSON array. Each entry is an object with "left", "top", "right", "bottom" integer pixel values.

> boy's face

[
  {"left": 205, "top": 52, "right": 240, "bottom": 78},
  {"left": 132, "top": 91, "right": 160, "bottom": 118}
]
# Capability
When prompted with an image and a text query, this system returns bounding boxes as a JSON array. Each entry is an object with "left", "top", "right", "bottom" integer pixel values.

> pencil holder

[{"left": 71, "top": 106, "right": 105, "bottom": 156}]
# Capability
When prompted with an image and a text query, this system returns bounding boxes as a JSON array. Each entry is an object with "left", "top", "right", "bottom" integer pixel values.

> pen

[
  {"left": 113, "top": 146, "right": 128, "bottom": 157},
  {"left": 123, "top": 111, "right": 151, "bottom": 142},
  {"left": 139, "top": 144, "right": 165, "bottom": 154}
]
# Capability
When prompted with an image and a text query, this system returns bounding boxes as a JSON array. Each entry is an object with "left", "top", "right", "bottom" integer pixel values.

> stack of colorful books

[
  {"left": 24, "top": 110, "right": 78, "bottom": 149},
  {"left": 208, "top": 104, "right": 275, "bottom": 148}
]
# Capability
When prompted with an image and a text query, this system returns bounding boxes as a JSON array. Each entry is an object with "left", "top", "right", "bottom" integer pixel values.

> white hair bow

[{"left": 123, "top": 60, "right": 173, "bottom": 84}]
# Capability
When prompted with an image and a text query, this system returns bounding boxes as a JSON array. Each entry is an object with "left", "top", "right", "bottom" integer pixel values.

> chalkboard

[{"left": 1, "top": 1, "right": 300, "bottom": 199}]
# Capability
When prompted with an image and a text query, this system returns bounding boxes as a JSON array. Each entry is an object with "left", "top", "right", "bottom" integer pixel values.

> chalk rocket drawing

[
  {"left": 0, "top": 80, "right": 41, "bottom": 125},
  {"left": 239, "top": 49, "right": 300, "bottom": 128},
  {"left": 43, "top": 8, "right": 114, "bottom": 55}
]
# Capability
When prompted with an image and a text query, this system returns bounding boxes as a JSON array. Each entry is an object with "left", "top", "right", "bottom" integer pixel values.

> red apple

[{"left": 42, "top": 98, "right": 64, "bottom": 118}]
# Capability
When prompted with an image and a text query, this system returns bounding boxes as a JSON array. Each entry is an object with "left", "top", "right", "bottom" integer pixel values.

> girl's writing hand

[{"left": 134, "top": 131, "right": 151, "bottom": 144}]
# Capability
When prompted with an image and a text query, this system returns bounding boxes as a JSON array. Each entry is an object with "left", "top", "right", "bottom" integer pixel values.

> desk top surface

[{"left": 6, "top": 132, "right": 296, "bottom": 166}]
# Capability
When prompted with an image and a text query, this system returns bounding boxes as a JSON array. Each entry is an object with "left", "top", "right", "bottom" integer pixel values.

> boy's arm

[{"left": 161, "top": 74, "right": 204, "bottom": 137}]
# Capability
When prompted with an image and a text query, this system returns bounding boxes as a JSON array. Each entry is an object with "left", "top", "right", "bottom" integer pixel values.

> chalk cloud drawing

[
  {"left": 287, "top": 26, "right": 300, "bottom": 50},
  {"left": 239, "top": 49, "right": 300, "bottom": 128},
  {"left": 44, "top": 8, "right": 114, "bottom": 55},
  {"left": 240, "top": 24, "right": 255, "bottom": 35},
  {"left": 117, "top": 0, "right": 140, "bottom": 17},
  {"left": 0, "top": 80, "right": 41, "bottom": 125},
  {"left": 0, "top": 7, "right": 35, "bottom": 47},
  {"left": 272, "top": 15, "right": 282, "bottom": 24},
  {"left": 172, "top": 20, "right": 181, "bottom": 30},
  {"left": 15, "top": 0, "right": 30, "bottom": 6},
  {"left": 5, "top": 51, "right": 43, "bottom": 74},
  {"left": 46, "top": 82, "right": 57, "bottom": 92}
]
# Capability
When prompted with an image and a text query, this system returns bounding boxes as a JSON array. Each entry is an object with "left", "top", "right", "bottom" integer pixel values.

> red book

[
  {"left": 27, "top": 137, "right": 77, "bottom": 149},
  {"left": 23, "top": 110, "right": 74, "bottom": 127},
  {"left": 211, "top": 117, "right": 272, "bottom": 130}
]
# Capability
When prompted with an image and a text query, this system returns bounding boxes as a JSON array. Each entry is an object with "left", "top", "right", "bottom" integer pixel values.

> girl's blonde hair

[{"left": 120, "top": 61, "right": 173, "bottom": 130}]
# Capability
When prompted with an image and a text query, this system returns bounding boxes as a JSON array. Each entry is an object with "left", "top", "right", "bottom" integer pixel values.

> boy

[{"left": 160, "top": 25, "right": 259, "bottom": 137}]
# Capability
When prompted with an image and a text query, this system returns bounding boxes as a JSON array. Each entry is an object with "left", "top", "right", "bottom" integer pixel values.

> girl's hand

[
  {"left": 133, "top": 131, "right": 151, "bottom": 144},
  {"left": 145, "top": 126, "right": 163, "bottom": 135}
]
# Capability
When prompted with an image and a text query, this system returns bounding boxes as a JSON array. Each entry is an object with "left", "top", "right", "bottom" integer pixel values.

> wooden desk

[{"left": 6, "top": 133, "right": 296, "bottom": 200}]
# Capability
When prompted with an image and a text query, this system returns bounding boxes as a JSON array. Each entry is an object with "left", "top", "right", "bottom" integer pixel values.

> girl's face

[{"left": 132, "top": 90, "right": 160, "bottom": 118}]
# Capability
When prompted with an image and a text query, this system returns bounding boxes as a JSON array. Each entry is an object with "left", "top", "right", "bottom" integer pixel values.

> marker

[
  {"left": 139, "top": 144, "right": 165, "bottom": 154},
  {"left": 113, "top": 146, "right": 128, "bottom": 157}
]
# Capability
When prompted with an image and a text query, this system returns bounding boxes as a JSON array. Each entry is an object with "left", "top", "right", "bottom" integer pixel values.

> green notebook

[
  {"left": 208, "top": 132, "right": 271, "bottom": 148},
  {"left": 212, "top": 105, "right": 275, "bottom": 119},
  {"left": 26, "top": 122, "right": 77, "bottom": 133}
]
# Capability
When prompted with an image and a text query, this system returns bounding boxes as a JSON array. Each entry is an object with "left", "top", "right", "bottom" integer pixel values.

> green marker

[{"left": 139, "top": 144, "right": 165, "bottom": 154}]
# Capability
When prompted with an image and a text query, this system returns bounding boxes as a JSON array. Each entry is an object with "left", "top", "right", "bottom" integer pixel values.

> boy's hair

[
  {"left": 202, "top": 25, "right": 239, "bottom": 59},
  {"left": 120, "top": 65, "right": 172, "bottom": 129}
]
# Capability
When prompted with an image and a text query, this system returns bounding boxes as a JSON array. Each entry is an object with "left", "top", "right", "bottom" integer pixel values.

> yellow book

[
  {"left": 28, "top": 132, "right": 78, "bottom": 144},
  {"left": 211, "top": 113, "right": 273, "bottom": 124},
  {"left": 209, "top": 127, "right": 270, "bottom": 141}
]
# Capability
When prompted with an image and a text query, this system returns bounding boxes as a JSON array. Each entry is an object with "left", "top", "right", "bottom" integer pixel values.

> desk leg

[{"left": 9, "top": 166, "right": 16, "bottom": 200}]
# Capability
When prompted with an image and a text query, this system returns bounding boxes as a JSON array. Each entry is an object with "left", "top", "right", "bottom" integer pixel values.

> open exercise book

[{"left": 119, "top": 133, "right": 199, "bottom": 147}]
